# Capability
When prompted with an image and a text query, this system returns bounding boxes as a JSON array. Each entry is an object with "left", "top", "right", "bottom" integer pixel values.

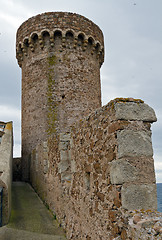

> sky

[{"left": 0, "top": 0, "right": 162, "bottom": 182}]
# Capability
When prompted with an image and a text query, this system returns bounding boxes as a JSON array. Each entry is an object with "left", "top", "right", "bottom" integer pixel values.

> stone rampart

[
  {"left": 16, "top": 12, "right": 162, "bottom": 239},
  {"left": 30, "top": 98, "right": 161, "bottom": 239},
  {"left": 0, "top": 121, "right": 13, "bottom": 225}
]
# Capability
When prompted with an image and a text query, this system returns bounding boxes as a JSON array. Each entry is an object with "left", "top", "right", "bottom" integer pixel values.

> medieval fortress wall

[
  {"left": 0, "top": 122, "right": 13, "bottom": 225},
  {"left": 16, "top": 12, "right": 162, "bottom": 239}
]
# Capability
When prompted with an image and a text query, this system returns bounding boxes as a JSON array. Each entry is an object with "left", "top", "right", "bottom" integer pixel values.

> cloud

[
  {"left": 0, "top": 12, "right": 21, "bottom": 28},
  {"left": 153, "top": 152, "right": 162, "bottom": 183},
  {"left": 13, "top": 143, "right": 21, "bottom": 158},
  {"left": 155, "top": 170, "right": 162, "bottom": 183},
  {"left": 0, "top": 105, "right": 20, "bottom": 121}
]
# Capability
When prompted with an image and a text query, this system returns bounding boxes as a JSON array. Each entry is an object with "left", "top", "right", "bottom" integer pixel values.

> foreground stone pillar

[
  {"left": 65, "top": 98, "right": 158, "bottom": 239},
  {"left": 109, "top": 99, "right": 157, "bottom": 210},
  {"left": 0, "top": 122, "right": 13, "bottom": 225},
  {"left": 16, "top": 12, "right": 104, "bottom": 181}
]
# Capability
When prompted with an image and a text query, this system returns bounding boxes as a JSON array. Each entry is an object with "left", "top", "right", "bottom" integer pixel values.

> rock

[
  {"left": 121, "top": 184, "right": 157, "bottom": 210},
  {"left": 117, "top": 130, "right": 153, "bottom": 158},
  {"left": 133, "top": 214, "right": 142, "bottom": 224},
  {"left": 137, "top": 219, "right": 155, "bottom": 228},
  {"left": 115, "top": 102, "right": 157, "bottom": 122},
  {"left": 153, "top": 225, "right": 162, "bottom": 234},
  {"left": 110, "top": 159, "right": 138, "bottom": 184}
]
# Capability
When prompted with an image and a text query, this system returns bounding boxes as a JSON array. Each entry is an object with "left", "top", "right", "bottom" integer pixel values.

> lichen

[
  {"left": 48, "top": 55, "right": 57, "bottom": 66},
  {"left": 108, "top": 97, "right": 144, "bottom": 110},
  {"left": 113, "top": 97, "right": 144, "bottom": 103},
  {"left": 47, "top": 55, "right": 58, "bottom": 135}
]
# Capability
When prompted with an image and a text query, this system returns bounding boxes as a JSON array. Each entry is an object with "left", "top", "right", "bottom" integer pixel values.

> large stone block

[
  {"left": 110, "top": 159, "right": 138, "bottom": 184},
  {"left": 121, "top": 184, "right": 157, "bottom": 210},
  {"left": 60, "top": 133, "right": 71, "bottom": 142},
  {"left": 60, "top": 150, "right": 69, "bottom": 161},
  {"left": 117, "top": 130, "right": 153, "bottom": 158},
  {"left": 115, "top": 102, "right": 157, "bottom": 122},
  {"left": 59, "top": 141, "right": 69, "bottom": 151},
  {"left": 58, "top": 160, "right": 70, "bottom": 173}
]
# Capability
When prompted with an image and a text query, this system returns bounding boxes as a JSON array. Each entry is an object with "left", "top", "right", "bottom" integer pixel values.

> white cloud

[
  {"left": 153, "top": 153, "right": 162, "bottom": 183},
  {"left": 155, "top": 171, "right": 162, "bottom": 184},
  {"left": 13, "top": 143, "right": 21, "bottom": 158},
  {"left": 0, "top": 0, "right": 34, "bottom": 31},
  {"left": 154, "top": 154, "right": 162, "bottom": 170},
  {"left": 0, "top": 12, "right": 21, "bottom": 28},
  {"left": 0, "top": 105, "right": 20, "bottom": 121}
]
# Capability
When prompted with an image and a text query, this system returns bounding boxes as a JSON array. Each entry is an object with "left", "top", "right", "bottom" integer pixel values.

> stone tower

[{"left": 16, "top": 12, "right": 104, "bottom": 181}]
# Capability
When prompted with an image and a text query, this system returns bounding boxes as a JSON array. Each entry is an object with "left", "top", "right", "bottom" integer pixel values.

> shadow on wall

[{"left": 13, "top": 158, "right": 22, "bottom": 182}]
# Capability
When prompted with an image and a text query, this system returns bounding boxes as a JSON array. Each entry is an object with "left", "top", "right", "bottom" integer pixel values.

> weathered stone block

[
  {"left": 58, "top": 160, "right": 70, "bottom": 173},
  {"left": 43, "top": 141, "right": 48, "bottom": 152},
  {"left": 117, "top": 130, "right": 153, "bottom": 158},
  {"left": 115, "top": 102, "right": 157, "bottom": 122},
  {"left": 71, "top": 159, "right": 76, "bottom": 173},
  {"left": 59, "top": 141, "right": 69, "bottom": 150},
  {"left": 110, "top": 159, "right": 138, "bottom": 184},
  {"left": 121, "top": 184, "right": 157, "bottom": 210},
  {"left": 60, "top": 150, "right": 69, "bottom": 161},
  {"left": 61, "top": 172, "right": 71, "bottom": 181},
  {"left": 60, "top": 133, "right": 71, "bottom": 142},
  {"left": 43, "top": 159, "right": 49, "bottom": 174}
]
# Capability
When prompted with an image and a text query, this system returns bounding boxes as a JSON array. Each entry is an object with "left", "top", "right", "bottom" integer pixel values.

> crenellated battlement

[{"left": 16, "top": 12, "right": 104, "bottom": 67}]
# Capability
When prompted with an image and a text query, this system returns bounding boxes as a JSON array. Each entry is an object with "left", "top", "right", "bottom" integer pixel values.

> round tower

[{"left": 16, "top": 12, "right": 104, "bottom": 181}]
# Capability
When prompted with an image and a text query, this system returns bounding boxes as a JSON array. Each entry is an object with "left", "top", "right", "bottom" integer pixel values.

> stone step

[{"left": 0, "top": 226, "right": 67, "bottom": 240}]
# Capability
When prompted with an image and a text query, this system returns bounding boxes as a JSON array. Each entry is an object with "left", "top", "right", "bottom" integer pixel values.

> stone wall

[
  {"left": 30, "top": 99, "right": 161, "bottom": 239},
  {"left": 17, "top": 12, "right": 161, "bottom": 239},
  {"left": 16, "top": 12, "right": 104, "bottom": 181},
  {"left": 0, "top": 121, "right": 13, "bottom": 225}
]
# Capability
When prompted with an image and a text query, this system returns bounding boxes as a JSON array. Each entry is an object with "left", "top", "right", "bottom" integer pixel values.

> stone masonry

[
  {"left": 0, "top": 121, "right": 13, "bottom": 225},
  {"left": 29, "top": 98, "right": 160, "bottom": 239},
  {"left": 16, "top": 12, "right": 162, "bottom": 240},
  {"left": 16, "top": 12, "right": 104, "bottom": 181}
]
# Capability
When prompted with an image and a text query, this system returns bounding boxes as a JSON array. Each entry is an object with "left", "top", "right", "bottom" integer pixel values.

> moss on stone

[
  {"left": 47, "top": 55, "right": 58, "bottom": 135},
  {"left": 108, "top": 97, "right": 144, "bottom": 111},
  {"left": 114, "top": 97, "right": 144, "bottom": 103},
  {"left": 48, "top": 55, "right": 57, "bottom": 66}
]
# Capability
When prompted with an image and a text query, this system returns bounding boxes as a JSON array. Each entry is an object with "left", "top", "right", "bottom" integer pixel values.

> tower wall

[{"left": 16, "top": 12, "right": 104, "bottom": 181}]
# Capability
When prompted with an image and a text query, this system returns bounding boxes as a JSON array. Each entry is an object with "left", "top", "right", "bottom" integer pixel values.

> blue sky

[{"left": 0, "top": 0, "right": 162, "bottom": 182}]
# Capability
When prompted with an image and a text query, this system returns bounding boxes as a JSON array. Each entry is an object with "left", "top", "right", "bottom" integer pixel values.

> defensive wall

[
  {"left": 29, "top": 98, "right": 161, "bottom": 239},
  {"left": 0, "top": 121, "right": 13, "bottom": 225},
  {"left": 16, "top": 12, "right": 162, "bottom": 239}
]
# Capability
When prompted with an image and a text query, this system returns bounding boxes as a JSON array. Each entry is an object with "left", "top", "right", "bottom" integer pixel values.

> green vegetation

[{"left": 47, "top": 55, "right": 58, "bottom": 135}]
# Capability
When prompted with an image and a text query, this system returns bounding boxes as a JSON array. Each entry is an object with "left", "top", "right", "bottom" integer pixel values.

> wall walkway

[{"left": 0, "top": 182, "right": 66, "bottom": 240}]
